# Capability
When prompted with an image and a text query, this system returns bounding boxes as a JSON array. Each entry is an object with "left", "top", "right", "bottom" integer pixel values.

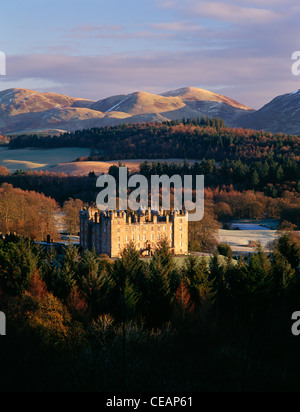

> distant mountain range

[
  {"left": 236, "top": 90, "right": 300, "bottom": 135},
  {"left": 0, "top": 87, "right": 299, "bottom": 136}
]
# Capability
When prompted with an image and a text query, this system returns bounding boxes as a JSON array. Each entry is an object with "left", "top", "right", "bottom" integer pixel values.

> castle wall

[
  {"left": 80, "top": 208, "right": 188, "bottom": 258},
  {"left": 173, "top": 212, "right": 189, "bottom": 255}
]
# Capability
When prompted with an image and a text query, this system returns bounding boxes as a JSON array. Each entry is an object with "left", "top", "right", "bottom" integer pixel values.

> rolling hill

[
  {"left": 2, "top": 86, "right": 300, "bottom": 136},
  {"left": 0, "top": 87, "right": 254, "bottom": 135},
  {"left": 0, "top": 88, "right": 94, "bottom": 116},
  {"left": 237, "top": 89, "right": 300, "bottom": 135}
]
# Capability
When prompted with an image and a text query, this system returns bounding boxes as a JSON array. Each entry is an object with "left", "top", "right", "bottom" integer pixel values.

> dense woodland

[
  {"left": 8, "top": 118, "right": 300, "bottom": 166},
  {"left": 0, "top": 235, "right": 300, "bottom": 391},
  {"left": 0, "top": 118, "right": 300, "bottom": 245},
  {"left": 0, "top": 159, "right": 299, "bottom": 238},
  {"left": 0, "top": 183, "right": 59, "bottom": 241},
  {"left": 1, "top": 119, "right": 300, "bottom": 249},
  {"left": 1, "top": 120, "right": 300, "bottom": 392},
  {"left": 5, "top": 119, "right": 300, "bottom": 197}
]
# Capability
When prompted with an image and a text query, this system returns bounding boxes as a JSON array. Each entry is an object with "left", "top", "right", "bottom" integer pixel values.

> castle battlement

[{"left": 80, "top": 208, "right": 188, "bottom": 257}]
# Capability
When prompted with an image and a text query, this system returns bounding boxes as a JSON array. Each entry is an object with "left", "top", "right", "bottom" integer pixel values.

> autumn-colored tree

[
  {"left": 28, "top": 271, "right": 48, "bottom": 301},
  {"left": 0, "top": 183, "right": 19, "bottom": 234},
  {"left": 26, "top": 292, "right": 73, "bottom": 348},
  {"left": 0, "top": 166, "right": 9, "bottom": 176},
  {"left": 63, "top": 198, "right": 84, "bottom": 236},
  {"left": 173, "top": 280, "right": 195, "bottom": 324},
  {"left": 0, "top": 183, "right": 59, "bottom": 241},
  {"left": 189, "top": 206, "right": 219, "bottom": 252},
  {"left": 277, "top": 220, "right": 297, "bottom": 233},
  {"left": 66, "top": 286, "right": 89, "bottom": 322},
  {"left": 214, "top": 201, "right": 233, "bottom": 222}
]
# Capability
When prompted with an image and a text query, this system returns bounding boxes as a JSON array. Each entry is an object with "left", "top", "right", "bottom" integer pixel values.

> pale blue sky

[{"left": 1, "top": 0, "right": 300, "bottom": 108}]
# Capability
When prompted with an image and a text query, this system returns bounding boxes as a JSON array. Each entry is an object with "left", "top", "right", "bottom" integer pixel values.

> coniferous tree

[
  {"left": 147, "top": 240, "right": 179, "bottom": 325},
  {"left": 110, "top": 243, "right": 145, "bottom": 321},
  {"left": 183, "top": 254, "right": 214, "bottom": 307},
  {"left": 209, "top": 253, "right": 225, "bottom": 324},
  {"left": 251, "top": 170, "right": 260, "bottom": 188},
  {"left": 0, "top": 238, "right": 37, "bottom": 296},
  {"left": 271, "top": 250, "right": 295, "bottom": 300},
  {"left": 173, "top": 280, "right": 195, "bottom": 325}
]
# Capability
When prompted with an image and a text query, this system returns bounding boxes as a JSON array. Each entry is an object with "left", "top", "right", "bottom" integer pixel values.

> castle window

[
  {"left": 118, "top": 237, "right": 120, "bottom": 242},
  {"left": 126, "top": 235, "right": 128, "bottom": 241},
  {"left": 163, "top": 226, "right": 166, "bottom": 231}
]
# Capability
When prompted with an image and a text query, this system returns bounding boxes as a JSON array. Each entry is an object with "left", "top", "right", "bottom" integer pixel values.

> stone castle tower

[{"left": 80, "top": 208, "right": 188, "bottom": 258}]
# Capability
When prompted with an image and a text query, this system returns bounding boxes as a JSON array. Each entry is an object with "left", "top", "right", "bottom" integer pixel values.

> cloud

[
  {"left": 1, "top": 0, "right": 299, "bottom": 126},
  {"left": 150, "top": 22, "right": 203, "bottom": 32},
  {"left": 0, "top": 77, "right": 63, "bottom": 92},
  {"left": 65, "top": 24, "right": 125, "bottom": 39},
  {"left": 59, "top": 23, "right": 175, "bottom": 46},
  {"left": 2, "top": 1, "right": 300, "bottom": 111},
  {"left": 195, "top": 2, "right": 280, "bottom": 24},
  {"left": 157, "top": 0, "right": 287, "bottom": 25},
  {"left": 2, "top": 51, "right": 299, "bottom": 109}
]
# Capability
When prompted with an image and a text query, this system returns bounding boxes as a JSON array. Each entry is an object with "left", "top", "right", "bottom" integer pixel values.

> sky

[{"left": 1, "top": 0, "right": 300, "bottom": 109}]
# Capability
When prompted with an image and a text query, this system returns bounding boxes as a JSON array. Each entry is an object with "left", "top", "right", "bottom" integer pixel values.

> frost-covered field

[
  {"left": 49, "top": 158, "right": 199, "bottom": 175},
  {"left": 218, "top": 220, "right": 281, "bottom": 254},
  {"left": 0, "top": 147, "right": 91, "bottom": 171}
]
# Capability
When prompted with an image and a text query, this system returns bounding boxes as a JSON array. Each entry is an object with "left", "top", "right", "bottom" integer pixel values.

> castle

[{"left": 80, "top": 208, "right": 188, "bottom": 258}]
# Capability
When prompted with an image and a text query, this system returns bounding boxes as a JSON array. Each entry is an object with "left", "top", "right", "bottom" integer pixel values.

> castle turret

[{"left": 80, "top": 207, "right": 188, "bottom": 258}]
